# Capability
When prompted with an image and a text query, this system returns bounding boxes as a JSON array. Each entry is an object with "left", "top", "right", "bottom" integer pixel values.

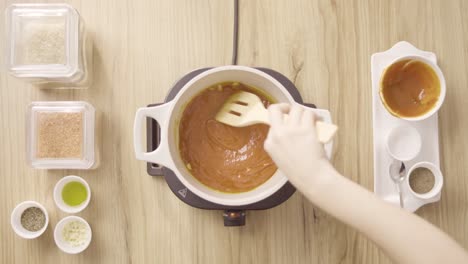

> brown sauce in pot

[
  {"left": 178, "top": 82, "right": 277, "bottom": 193},
  {"left": 380, "top": 59, "right": 440, "bottom": 118}
]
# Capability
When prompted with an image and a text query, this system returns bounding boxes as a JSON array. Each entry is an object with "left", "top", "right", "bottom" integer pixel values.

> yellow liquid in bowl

[{"left": 62, "top": 181, "right": 87, "bottom": 206}]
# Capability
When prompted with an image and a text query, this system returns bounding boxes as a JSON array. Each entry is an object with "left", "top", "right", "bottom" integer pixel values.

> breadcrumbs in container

[{"left": 27, "top": 101, "right": 95, "bottom": 169}]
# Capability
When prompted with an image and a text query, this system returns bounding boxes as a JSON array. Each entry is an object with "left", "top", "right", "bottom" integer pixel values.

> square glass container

[
  {"left": 5, "top": 4, "right": 90, "bottom": 85},
  {"left": 27, "top": 101, "right": 95, "bottom": 169}
]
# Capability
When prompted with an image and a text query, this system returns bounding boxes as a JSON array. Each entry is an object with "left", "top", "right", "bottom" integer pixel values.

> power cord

[{"left": 232, "top": 0, "right": 239, "bottom": 65}]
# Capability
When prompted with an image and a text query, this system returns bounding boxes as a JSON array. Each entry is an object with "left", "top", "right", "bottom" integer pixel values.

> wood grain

[{"left": 1, "top": 0, "right": 467, "bottom": 263}]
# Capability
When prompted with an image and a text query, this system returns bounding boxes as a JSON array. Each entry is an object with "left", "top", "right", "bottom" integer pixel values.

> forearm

[{"left": 296, "top": 164, "right": 468, "bottom": 264}]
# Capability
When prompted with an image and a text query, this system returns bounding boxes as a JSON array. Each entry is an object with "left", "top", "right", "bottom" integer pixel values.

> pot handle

[{"left": 133, "top": 102, "right": 175, "bottom": 170}]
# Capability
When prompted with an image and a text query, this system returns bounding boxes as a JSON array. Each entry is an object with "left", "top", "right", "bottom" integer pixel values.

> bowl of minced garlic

[{"left": 54, "top": 216, "right": 92, "bottom": 254}]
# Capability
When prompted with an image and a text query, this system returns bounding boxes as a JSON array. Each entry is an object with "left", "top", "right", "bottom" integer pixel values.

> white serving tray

[{"left": 371, "top": 41, "right": 442, "bottom": 212}]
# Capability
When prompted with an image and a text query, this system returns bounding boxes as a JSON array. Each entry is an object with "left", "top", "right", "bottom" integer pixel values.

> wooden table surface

[{"left": 2, "top": 0, "right": 468, "bottom": 263}]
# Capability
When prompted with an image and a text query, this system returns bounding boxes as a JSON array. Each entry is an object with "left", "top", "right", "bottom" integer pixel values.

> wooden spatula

[{"left": 215, "top": 91, "right": 338, "bottom": 143}]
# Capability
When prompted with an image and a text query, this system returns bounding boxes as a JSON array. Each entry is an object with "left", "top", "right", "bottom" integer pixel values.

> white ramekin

[
  {"left": 11, "top": 200, "right": 49, "bottom": 239},
  {"left": 53, "top": 175, "right": 91, "bottom": 214},
  {"left": 54, "top": 216, "right": 92, "bottom": 254}
]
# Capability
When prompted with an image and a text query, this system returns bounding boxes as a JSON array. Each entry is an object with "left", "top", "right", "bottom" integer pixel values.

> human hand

[{"left": 264, "top": 103, "right": 336, "bottom": 189}]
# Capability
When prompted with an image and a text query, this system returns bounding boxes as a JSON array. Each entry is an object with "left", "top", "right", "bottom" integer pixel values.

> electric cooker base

[{"left": 146, "top": 67, "right": 317, "bottom": 226}]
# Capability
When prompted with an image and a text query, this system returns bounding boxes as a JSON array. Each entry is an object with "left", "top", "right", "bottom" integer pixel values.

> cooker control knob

[{"left": 223, "top": 210, "right": 246, "bottom": 226}]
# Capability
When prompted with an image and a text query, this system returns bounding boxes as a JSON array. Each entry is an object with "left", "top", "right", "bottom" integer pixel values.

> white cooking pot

[{"left": 134, "top": 66, "right": 333, "bottom": 206}]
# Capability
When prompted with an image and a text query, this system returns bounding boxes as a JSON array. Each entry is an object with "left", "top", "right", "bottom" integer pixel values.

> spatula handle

[
  {"left": 315, "top": 121, "right": 338, "bottom": 144},
  {"left": 261, "top": 106, "right": 337, "bottom": 144},
  {"left": 236, "top": 103, "right": 337, "bottom": 144}
]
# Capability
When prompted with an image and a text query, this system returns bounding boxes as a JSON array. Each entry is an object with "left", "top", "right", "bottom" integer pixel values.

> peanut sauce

[{"left": 179, "top": 83, "right": 277, "bottom": 193}]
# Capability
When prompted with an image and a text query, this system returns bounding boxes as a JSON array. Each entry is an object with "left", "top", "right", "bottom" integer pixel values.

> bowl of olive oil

[{"left": 54, "top": 175, "right": 91, "bottom": 214}]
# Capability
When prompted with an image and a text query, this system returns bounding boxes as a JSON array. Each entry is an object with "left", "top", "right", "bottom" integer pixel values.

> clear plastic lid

[
  {"left": 27, "top": 101, "right": 95, "bottom": 169},
  {"left": 6, "top": 4, "right": 80, "bottom": 79}
]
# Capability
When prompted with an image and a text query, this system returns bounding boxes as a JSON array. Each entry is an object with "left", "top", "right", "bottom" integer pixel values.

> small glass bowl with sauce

[{"left": 53, "top": 175, "right": 91, "bottom": 214}]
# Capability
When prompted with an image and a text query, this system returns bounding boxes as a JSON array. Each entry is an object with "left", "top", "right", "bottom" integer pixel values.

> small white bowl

[
  {"left": 53, "top": 175, "right": 91, "bottom": 214},
  {"left": 11, "top": 201, "right": 49, "bottom": 239},
  {"left": 386, "top": 125, "right": 422, "bottom": 161},
  {"left": 54, "top": 216, "right": 92, "bottom": 254},
  {"left": 406, "top": 161, "right": 444, "bottom": 199}
]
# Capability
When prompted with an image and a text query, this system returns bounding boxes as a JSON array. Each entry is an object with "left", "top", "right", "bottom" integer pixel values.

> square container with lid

[
  {"left": 5, "top": 4, "right": 90, "bottom": 85},
  {"left": 27, "top": 101, "right": 95, "bottom": 169}
]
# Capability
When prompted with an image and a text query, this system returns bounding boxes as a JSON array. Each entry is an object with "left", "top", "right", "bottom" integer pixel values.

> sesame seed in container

[
  {"left": 5, "top": 4, "right": 92, "bottom": 86},
  {"left": 37, "top": 112, "right": 84, "bottom": 159},
  {"left": 27, "top": 101, "right": 96, "bottom": 169},
  {"left": 22, "top": 22, "right": 66, "bottom": 65}
]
